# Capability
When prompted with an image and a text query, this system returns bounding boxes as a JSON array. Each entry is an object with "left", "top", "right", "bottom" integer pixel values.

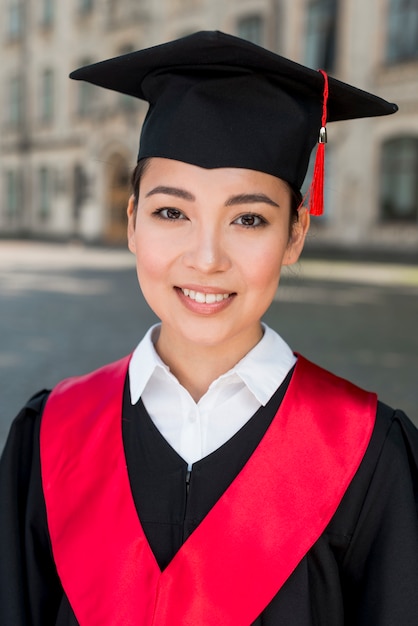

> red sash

[{"left": 40, "top": 355, "right": 376, "bottom": 625}]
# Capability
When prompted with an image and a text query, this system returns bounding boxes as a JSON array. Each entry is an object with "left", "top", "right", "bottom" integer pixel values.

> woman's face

[{"left": 128, "top": 157, "right": 309, "bottom": 358}]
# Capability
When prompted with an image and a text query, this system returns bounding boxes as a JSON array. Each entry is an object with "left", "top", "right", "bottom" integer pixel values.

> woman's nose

[{"left": 183, "top": 227, "right": 231, "bottom": 273}]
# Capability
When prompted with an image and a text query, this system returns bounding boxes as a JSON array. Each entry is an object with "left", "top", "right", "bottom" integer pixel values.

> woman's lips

[{"left": 175, "top": 286, "right": 236, "bottom": 313}]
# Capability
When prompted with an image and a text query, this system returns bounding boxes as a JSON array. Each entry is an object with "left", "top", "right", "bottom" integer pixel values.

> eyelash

[
  {"left": 152, "top": 207, "right": 187, "bottom": 220},
  {"left": 152, "top": 208, "right": 268, "bottom": 229},
  {"left": 233, "top": 213, "right": 268, "bottom": 228}
]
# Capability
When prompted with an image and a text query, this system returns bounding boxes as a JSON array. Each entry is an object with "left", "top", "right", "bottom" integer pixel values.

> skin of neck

[{"left": 155, "top": 322, "right": 264, "bottom": 402}]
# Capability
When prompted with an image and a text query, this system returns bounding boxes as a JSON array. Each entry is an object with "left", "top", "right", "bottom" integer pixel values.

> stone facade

[{"left": 1, "top": 0, "right": 417, "bottom": 251}]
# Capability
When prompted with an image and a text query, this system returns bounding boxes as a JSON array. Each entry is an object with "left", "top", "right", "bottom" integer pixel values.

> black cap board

[{"left": 70, "top": 31, "right": 398, "bottom": 191}]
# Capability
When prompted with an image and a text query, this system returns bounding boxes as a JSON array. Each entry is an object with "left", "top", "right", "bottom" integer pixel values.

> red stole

[{"left": 40, "top": 355, "right": 377, "bottom": 625}]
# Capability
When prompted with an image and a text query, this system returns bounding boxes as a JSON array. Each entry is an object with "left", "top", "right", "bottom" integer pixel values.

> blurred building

[{"left": 1, "top": 0, "right": 417, "bottom": 252}]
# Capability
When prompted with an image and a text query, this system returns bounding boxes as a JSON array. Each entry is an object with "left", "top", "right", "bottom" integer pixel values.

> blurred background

[{"left": 1, "top": 0, "right": 418, "bottom": 449}]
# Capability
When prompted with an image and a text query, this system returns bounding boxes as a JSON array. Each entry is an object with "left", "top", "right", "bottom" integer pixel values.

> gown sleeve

[
  {"left": 0, "top": 391, "right": 65, "bottom": 626},
  {"left": 341, "top": 408, "right": 418, "bottom": 625}
]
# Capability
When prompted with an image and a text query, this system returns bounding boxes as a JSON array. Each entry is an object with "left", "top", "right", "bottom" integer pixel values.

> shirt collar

[
  {"left": 229, "top": 324, "right": 296, "bottom": 404},
  {"left": 129, "top": 324, "right": 170, "bottom": 404},
  {"left": 129, "top": 323, "right": 296, "bottom": 406}
]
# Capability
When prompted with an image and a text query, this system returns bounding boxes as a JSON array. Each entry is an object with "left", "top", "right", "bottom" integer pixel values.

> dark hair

[
  {"left": 131, "top": 158, "right": 301, "bottom": 237},
  {"left": 131, "top": 157, "right": 152, "bottom": 210},
  {"left": 286, "top": 184, "right": 302, "bottom": 234}
]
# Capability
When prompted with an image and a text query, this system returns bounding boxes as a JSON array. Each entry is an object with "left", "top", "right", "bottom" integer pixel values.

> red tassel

[{"left": 307, "top": 70, "right": 329, "bottom": 216}]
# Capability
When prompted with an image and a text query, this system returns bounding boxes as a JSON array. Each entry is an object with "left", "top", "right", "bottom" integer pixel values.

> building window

[
  {"left": 380, "top": 137, "right": 418, "bottom": 221},
  {"left": 78, "top": 81, "right": 91, "bottom": 115},
  {"left": 237, "top": 15, "right": 264, "bottom": 46},
  {"left": 76, "top": 59, "right": 94, "bottom": 116},
  {"left": 304, "top": 0, "right": 338, "bottom": 72},
  {"left": 38, "top": 167, "right": 52, "bottom": 221},
  {"left": 386, "top": 0, "right": 418, "bottom": 63},
  {"left": 73, "top": 164, "right": 90, "bottom": 215},
  {"left": 4, "top": 170, "right": 21, "bottom": 220},
  {"left": 79, "top": 0, "right": 94, "bottom": 14},
  {"left": 9, "top": 75, "right": 24, "bottom": 126},
  {"left": 7, "top": 0, "right": 24, "bottom": 38},
  {"left": 41, "top": 69, "right": 54, "bottom": 122},
  {"left": 41, "top": 0, "right": 54, "bottom": 26}
]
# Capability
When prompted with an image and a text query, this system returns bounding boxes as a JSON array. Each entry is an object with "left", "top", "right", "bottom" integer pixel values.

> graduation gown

[{"left": 1, "top": 359, "right": 418, "bottom": 625}]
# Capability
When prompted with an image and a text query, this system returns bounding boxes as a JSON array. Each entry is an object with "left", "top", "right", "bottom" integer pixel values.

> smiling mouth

[{"left": 180, "top": 288, "right": 232, "bottom": 304}]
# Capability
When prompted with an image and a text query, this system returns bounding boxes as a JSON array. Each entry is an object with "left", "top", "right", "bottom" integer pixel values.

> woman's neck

[{"left": 155, "top": 325, "right": 263, "bottom": 402}]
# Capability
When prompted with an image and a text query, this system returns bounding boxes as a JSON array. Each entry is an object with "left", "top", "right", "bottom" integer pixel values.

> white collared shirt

[{"left": 129, "top": 324, "right": 296, "bottom": 468}]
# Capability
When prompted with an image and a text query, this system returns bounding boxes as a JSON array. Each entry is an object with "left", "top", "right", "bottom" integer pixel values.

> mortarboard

[{"left": 70, "top": 31, "right": 398, "bottom": 215}]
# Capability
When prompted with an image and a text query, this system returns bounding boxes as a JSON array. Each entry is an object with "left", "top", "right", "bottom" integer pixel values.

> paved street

[{"left": 1, "top": 240, "right": 417, "bottom": 451}]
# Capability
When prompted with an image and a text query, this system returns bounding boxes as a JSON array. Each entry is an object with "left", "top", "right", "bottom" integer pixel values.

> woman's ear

[
  {"left": 127, "top": 195, "right": 137, "bottom": 253},
  {"left": 283, "top": 206, "right": 310, "bottom": 266}
]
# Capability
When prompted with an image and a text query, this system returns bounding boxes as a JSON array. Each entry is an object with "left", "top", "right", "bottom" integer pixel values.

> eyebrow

[
  {"left": 145, "top": 186, "right": 280, "bottom": 208},
  {"left": 225, "top": 193, "right": 280, "bottom": 208},
  {"left": 145, "top": 186, "right": 195, "bottom": 201}
]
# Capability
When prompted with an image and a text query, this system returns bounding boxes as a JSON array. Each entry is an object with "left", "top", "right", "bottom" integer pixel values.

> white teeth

[{"left": 181, "top": 288, "right": 230, "bottom": 303}]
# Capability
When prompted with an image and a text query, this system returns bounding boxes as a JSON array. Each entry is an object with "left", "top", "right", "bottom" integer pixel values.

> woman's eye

[
  {"left": 234, "top": 213, "right": 266, "bottom": 227},
  {"left": 154, "top": 207, "right": 186, "bottom": 220}
]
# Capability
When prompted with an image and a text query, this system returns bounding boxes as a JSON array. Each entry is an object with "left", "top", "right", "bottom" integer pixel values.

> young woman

[{"left": 1, "top": 31, "right": 417, "bottom": 626}]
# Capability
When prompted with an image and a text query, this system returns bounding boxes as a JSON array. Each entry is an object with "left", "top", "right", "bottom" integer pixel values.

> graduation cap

[{"left": 70, "top": 31, "right": 397, "bottom": 215}]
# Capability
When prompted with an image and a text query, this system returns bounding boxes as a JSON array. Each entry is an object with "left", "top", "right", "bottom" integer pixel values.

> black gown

[{"left": 1, "top": 369, "right": 418, "bottom": 625}]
